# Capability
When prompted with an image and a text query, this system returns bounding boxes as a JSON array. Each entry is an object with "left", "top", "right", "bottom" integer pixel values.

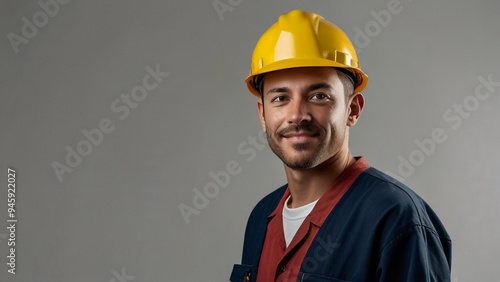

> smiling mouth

[{"left": 282, "top": 133, "right": 320, "bottom": 143}]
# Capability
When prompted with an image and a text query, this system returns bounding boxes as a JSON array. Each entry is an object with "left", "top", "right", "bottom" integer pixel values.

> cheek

[
  {"left": 321, "top": 109, "right": 347, "bottom": 134},
  {"left": 316, "top": 107, "right": 337, "bottom": 124},
  {"left": 330, "top": 104, "right": 348, "bottom": 121},
  {"left": 265, "top": 110, "right": 284, "bottom": 131}
]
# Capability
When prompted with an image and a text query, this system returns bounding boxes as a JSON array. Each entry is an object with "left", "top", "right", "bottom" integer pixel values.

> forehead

[{"left": 262, "top": 67, "right": 342, "bottom": 93}]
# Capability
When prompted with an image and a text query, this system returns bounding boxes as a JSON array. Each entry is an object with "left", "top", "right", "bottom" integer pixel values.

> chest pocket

[
  {"left": 298, "top": 272, "right": 350, "bottom": 282},
  {"left": 230, "top": 264, "right": 256, "bottom": 282}
]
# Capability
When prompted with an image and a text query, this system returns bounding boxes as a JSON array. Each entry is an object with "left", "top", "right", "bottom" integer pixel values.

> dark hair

[
  {"left": 252, "top": 74, "right": 266, "bottom": 97},
  {"left": 334, "top": 68, "right": 355, "bottom": 100}
]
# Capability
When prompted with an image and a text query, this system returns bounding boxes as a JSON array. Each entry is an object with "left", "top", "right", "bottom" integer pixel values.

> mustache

[{"left": 277, "top": 124, "right": 321, "bottom": 138}]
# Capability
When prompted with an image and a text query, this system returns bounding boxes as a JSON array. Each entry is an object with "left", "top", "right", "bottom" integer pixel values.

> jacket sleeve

[
  {"left": 230, "top": 264, "right": 255, "bottom": 282},
  {"left": 376, "top": 224, "right": 452, "bottom": 282}
]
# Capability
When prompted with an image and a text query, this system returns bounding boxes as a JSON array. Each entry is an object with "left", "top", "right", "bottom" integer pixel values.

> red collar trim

[{"left": 267, "top": 156, "right": 370, "bottom": 229}]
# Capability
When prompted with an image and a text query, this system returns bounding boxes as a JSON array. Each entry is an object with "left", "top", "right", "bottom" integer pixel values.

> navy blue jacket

[{"left": 230, "top": 167, "right": 452, "bottom": 282}]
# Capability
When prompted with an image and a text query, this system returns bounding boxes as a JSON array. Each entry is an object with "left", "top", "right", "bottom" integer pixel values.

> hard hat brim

[{"left": 245, "top": 58, "right": 368, "bottom": 97}]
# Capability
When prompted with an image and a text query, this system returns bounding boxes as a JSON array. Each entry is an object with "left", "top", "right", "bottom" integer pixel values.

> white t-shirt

[{"left": 282, "top": 195, "right": 319, "bottom": 247}]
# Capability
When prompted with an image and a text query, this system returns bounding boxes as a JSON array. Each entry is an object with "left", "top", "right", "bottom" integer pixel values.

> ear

[
  {"left": 257, "top": 98, "right": 266, "bottom": 132},
  {"left": 346, "top": 92, "right": 365, "bottom": 126}
]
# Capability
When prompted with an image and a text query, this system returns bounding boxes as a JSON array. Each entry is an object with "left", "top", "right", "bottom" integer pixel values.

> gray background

[{"left": 1, "top": 0, "right": 499, "bottom": 281}]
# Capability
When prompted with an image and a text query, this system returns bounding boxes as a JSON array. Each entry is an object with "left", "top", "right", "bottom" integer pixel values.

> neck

[{"left": 284, "top": 146, "right": 355, "bottom": 209}]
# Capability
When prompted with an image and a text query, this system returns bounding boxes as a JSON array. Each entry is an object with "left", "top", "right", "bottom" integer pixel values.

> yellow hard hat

[{"left": 246, "top": 10, "right": 368, "bottom": 97}]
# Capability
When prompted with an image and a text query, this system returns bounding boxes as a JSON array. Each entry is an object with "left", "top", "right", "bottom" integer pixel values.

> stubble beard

[{"left": 266, "top": 125, "right": 331, "bottom": 170}]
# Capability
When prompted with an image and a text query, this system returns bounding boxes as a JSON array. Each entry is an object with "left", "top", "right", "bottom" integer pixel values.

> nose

[{"left": 287, "top": 98, "right": 311, "bottom": 125}]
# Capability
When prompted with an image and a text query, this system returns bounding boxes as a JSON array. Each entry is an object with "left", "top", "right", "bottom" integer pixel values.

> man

[{"left": 230, "top": 10, "right": 451, "bottom": 282}]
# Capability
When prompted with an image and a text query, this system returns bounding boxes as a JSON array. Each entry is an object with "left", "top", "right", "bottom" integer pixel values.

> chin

[{"left": 281, "top": 154, "right": 320, "bottom": 170}]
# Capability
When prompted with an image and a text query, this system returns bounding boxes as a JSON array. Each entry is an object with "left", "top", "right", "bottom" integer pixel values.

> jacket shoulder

[
  {"left": 356, "top": 167, "right": 451, "bottom": 242},
  {"left": 247, "top": 184, "right": 287, "bottom": 223}
]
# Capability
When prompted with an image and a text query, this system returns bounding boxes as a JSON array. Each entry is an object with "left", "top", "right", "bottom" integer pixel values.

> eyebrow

[
  {"left": 266, "top": 86, "right": 290, "bottom": 96},
  {"left": 305, "top": 83, "right": 335, "bottom": 94},
  {"left": 265, "top": 82, "right": 334, "bottom": 96}
]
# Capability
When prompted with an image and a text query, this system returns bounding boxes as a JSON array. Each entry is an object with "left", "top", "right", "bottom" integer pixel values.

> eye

[
  {"left": 271, "top": 96, "right": 287, "bottom": 103},
  {"left": 311, "top": 93, "right": 329, "bottom": 100}
]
